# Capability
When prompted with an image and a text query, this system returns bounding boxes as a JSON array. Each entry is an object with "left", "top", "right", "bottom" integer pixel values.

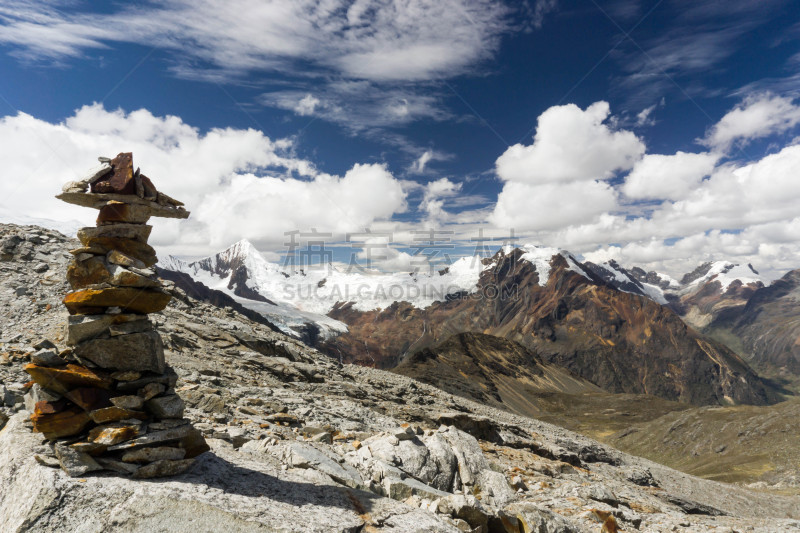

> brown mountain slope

[
  {"left": 321, "top": 248, "right": 775, "bottom": 406},
  {"left": 393, "top": 332, "right": 601, "bottom": 416},
  {"left": 707, "top": 269, "right": 800, "bottom": 381},
  {"left": 605, "top": 397, "right": 800, "bottom": 486}
]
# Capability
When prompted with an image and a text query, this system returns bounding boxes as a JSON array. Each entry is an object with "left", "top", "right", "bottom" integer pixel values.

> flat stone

[
  {"left": 145, "top": 394, "right": 185, "bottom": 419},
  {"left": 97, "top": 201, "right": 154, "bottom": 225},
  {"left": 66, "top": 314, "right": 147, "bottom": 346},
  {"left": 24, "top": 363, "right": 113, "bottom": 395},
  {"left": 30, "top": 349, "right": 66, "bottom": 367},
  {"left": 64, "top": 287, "right": 171, "bottom": 315},
  {"left": 79, "top": 236, "right": 157, "bottom": 266},
  {"left": 56, "top": 191, "right": 190, "bottom": 219},
  {"left": 107, "top": 424, "right": 194, "bottom": 452},
  {"left": 91, "top": 152, "right": 135, "bottom": 195},
  {"left": 132, "top": 458, "right": 194, "bottom": 479},
  {"left": 70, "top": 441, "right": 107, "bottom": 455},
  {"left": 111, "top": 395, "right": 144, "bottom": 410},
  {"left": 90, "top": 406, "right": 147, "bottom": 424},
  {"left": 110, "top": 370, "right": 142, "bottom": 382},
  {"left": 136, "top": 382, "right": 165, "bottom": 400},
  {"left": 106, "top": 250, "right": 147, "bottom": 269},
  {"left": 54, "top": 443, "right": 103, "bottom": 477},
  {"left": 95, "top": 457, "right": 139, "bottom": 475},
  {"left": 61, "top": 162, "right": 112, "bottom": 193},
  {"left": 31, "top": 406, "right": 91, "bottom": 440},
  {"left": 91, "top": 425, "right": 141, "bottom": 445},
  {"left": 74, "top": 330, "right": 165, "bottom": 373},
  {"left": 116, "top": 371, "right": 177, "bottom": 392},
  {"left": 66, "top": 256, "right": 111, "bottom": 289},
  {"left": 63, "top": 387, "right": 112, "bottom": 412},
  {"left": 107, "top": 264, "right": 159, "bottom": 288},
  {"left": 121, "top": 446, "right": 186, "bottom": 464},
  {"left": 77, "top": 224, "right": 152, "bottom": 244}
]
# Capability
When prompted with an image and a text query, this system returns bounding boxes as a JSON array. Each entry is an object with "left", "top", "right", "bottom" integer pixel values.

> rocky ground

[{"left": 2, "top": 223, "right": 800, "bottom": 532}]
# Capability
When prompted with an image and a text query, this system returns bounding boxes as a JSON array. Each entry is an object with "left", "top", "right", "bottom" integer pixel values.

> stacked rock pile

[{"left": 23, "top": 152, "right": 209, "bottom": 478}]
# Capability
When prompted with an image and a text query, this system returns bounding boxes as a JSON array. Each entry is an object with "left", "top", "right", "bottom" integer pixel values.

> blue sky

[{"left": 0, "top": 1, "right": 799, "bottom": 277}]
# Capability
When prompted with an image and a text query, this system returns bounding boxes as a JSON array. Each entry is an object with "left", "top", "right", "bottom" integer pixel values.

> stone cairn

[{"left": 23, "top": 152, "right": 209, "bottom": 478}]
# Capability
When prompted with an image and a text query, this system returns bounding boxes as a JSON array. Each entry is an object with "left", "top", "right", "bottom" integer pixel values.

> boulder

[
  {"left": 110, "top": 395, "right": 144, "bottom": 410},
  {"left": 501, "top": 502, "right": 581, "bottom": 533},
  {"left": 74, "top": 330, "right": 165, "bottom": 373},
  {"left": 439, "top": 426, "right": 489, "bottom": 488},
  {"left": 64, "top": 287, "right": 171, "bottom": 315}
]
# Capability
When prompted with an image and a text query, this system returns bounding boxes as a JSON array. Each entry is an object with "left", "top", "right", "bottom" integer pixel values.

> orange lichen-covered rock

[
  {"left": 30, "top": 406, "right": 92, "bottom": 440},
  {"left": 63, "top": 287, "right": 171, "bottom": 315},
  {"left": 24, "top": 363, "right": 113, "bottom": 395},
  {"left": 66, "top": 256, "right": 111, "bottom": 289},
  {"left": 90, "top": 425, "right": 141, "bottom": 446}
]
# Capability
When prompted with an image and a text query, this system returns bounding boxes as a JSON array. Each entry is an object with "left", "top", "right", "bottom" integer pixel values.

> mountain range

[{"left": 161, "top": 240, "right": 799, "bottom": 408}]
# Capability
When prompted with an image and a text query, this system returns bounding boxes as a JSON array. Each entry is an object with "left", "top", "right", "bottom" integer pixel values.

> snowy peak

[{"left": 681, "top": 261, "right": 765, "bottom": 293}]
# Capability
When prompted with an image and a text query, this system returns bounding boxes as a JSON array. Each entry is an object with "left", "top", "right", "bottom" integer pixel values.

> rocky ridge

[{"left": 2, "top": 223, "right": 800, "bottom": 531}]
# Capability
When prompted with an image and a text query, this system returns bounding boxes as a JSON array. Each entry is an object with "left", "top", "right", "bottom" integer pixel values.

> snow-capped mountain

[{"left": 585, "top": 259, "right": 766, "bottom": 320}]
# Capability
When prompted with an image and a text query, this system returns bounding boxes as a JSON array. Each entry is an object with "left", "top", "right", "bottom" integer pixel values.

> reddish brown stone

[
  {"left": 66, "top": 256, "right": 110, "bottom": 289},
  {"left": 91, "top": 152, "right": 135, "bottom": 194},
  {"left": 63, "top": 387, "right": 112, "bottom": 412},
  {"left": 24, "top": 363, "right": 113, "bottom": 395},
  {"left": 30, "top": 406, "right": 91, "bottom": 440},
  {"left": 34, "top": 399, "right": 68, "bottom": 415},
  {"left": 97, "top": 201, "right": 153, "bottom": 224},
  {"left": 89, "top": 406, "right": 147, "bottom": 424},
  {"left": 63, "top": 287, "right": 171, "bottom": 315}
]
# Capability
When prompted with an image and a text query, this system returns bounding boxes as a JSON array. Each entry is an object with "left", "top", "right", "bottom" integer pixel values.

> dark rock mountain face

[
  {"left": 393, "top": 332, "right": 601, "bottom": 415},
  {"left": 321, "top": 249, "right": 775, "bottom": 406},
  {"left": 708, "top": 269, "right": 800, "bottom": 376}
]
